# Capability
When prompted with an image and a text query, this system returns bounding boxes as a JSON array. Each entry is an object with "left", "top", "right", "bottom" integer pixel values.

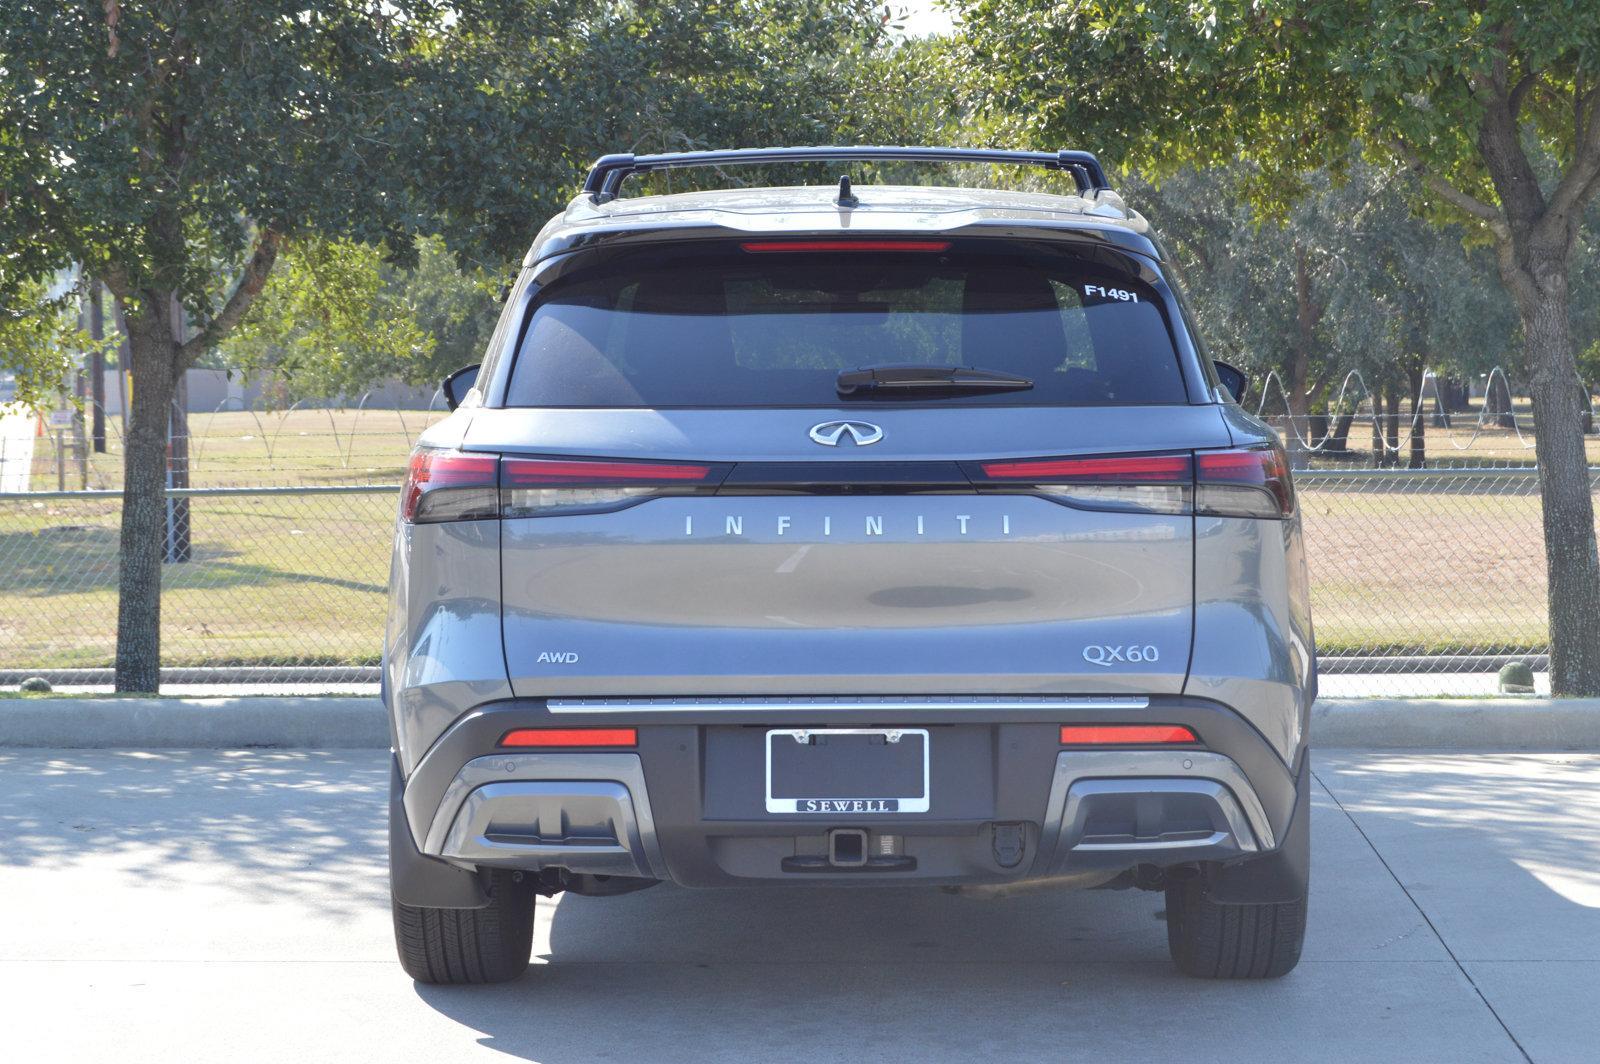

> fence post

[{"left": 90, "top": 281, "right": 107, "bottom": 454}]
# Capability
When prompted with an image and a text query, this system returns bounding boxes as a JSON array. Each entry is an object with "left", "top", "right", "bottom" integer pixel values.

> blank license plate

[{"left": 765, "top": 728, "right": 929, "bottom": 814}]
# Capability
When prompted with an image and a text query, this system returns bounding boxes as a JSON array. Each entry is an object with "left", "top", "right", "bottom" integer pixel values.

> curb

[
  {"left": 1310, "top": 697, "right": 1600, "bottom": 749},
  {"left": 3, "top": 695, "right": 1600, "bottom": 750},
  {"left": 0, "top": 696, "right": 387, "bottom": 748}
]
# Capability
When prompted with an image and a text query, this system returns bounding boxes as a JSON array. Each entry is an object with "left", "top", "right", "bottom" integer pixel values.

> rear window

[{"left": 505, "top": 243, "right": 1188, "bottom": 408}]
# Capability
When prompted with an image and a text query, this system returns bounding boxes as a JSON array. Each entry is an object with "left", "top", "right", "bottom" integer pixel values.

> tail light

[
  {"left": 974, "top": 452, "right": 1193, "bottom": 514},
  {"left": 501, "top": 456, "right": 723, "bottom": 517},
  {"left": 1060, "top": 724, "right": 1198, "bottom": 745},
  {"left": 1196, "top": 445, "right": 1295, "bottom": 518},
  {"left": 401, "top": 451, "right": 499, "bottom": 524},
  {"left": 972, "top": 444, "right": 1293, "bottom": 519},
  {"left": 400, "top": 450, "right": 726, "bottom": 523}
]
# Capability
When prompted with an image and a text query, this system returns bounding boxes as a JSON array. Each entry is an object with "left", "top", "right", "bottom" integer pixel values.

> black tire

[
  {"left": 393, "top": 869, "right": 537, "bottom": 984},
  {"left": 1165, "top": 876, "right": 1307, "bottom": 979}
]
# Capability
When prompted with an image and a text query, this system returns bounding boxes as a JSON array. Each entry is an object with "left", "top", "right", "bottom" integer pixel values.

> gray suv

[{"left": 384, "top": 146, "right": 1313, "bottom": 984}]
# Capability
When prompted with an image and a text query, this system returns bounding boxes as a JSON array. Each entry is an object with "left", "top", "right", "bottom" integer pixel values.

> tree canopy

[
  {"left": 953, "top": 0, "right": 1600, "bottom": 692},
  {"left": 0, "top": 0, "right": 904, "bottom": 690}
]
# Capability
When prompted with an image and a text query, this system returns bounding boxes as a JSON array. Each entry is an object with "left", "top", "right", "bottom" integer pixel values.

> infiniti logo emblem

[{"left": 808, "top": 420, "right": 884, "bottom": 447}]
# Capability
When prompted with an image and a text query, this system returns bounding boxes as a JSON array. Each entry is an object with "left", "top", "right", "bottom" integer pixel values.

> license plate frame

[{"left": 764, "top": 728, "right": 930, "bottom": 814}]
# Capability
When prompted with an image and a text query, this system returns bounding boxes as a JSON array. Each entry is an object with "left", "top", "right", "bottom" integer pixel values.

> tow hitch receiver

[
  {"left": 829, "top": 828, "right": 868, "bottom": 867},
  {"left": 780, "top": 830, "right": 918, "bottom": 873}
]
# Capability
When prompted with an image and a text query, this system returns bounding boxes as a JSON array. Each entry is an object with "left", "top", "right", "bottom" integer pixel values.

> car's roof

[{"left": 523, "top": 183, "right": 1159, "bottom": 268}]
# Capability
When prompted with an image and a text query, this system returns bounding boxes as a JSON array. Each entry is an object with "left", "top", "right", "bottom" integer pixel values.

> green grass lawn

[
  {"left": 1, "top": 490, "right": 396, "bottom": 668},
  {"left": 1300, "top": 487, "right": 1558, "bottom": 655}
]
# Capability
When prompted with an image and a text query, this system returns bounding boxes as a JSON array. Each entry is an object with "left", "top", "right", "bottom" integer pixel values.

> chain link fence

[
  {"left": 1, "top": 485, "right": 397, "bottom": 683},
  {"left": 1299, "top": 467, "right": 1596, "bottom": 695},
  {"left": 3, "top": 468, "right": 1596, "bottom": 694}
]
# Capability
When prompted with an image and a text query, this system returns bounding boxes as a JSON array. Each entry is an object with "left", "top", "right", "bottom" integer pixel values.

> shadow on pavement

[{"left": 0, "top": 749, "right": 389, "bottom": 917}]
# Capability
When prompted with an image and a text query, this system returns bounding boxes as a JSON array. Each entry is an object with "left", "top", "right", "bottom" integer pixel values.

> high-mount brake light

[
  {"left": 500, "top": 456, "right": 721, "bottom": 518},
  {"left": 1059, "top": 724, "right": 1198, "bottom": 746},
  {"left": 1196, "top": 445, "right": 1295, "bottom": 518},
  {"left": 499, "top": 727, "right": 637, "bottom": 749},
  {"left": 401, "top": 450, "right": 499, "bottom": 524},
  {"left": 739, "top": 240, "right": 951, "bottom": 253}
]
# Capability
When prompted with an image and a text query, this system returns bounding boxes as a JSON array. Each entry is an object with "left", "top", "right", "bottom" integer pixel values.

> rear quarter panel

[
  {"left": 1184, "top": 406, "right": 1315, "bottom": 764},
  {"left": 383, "top": 412, "right": 514, "bottom": 774}
]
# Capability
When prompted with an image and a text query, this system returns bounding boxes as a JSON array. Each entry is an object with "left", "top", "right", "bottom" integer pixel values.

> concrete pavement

[{"left": 2, "top": 749, "right": 1597, "bottom": 1062}]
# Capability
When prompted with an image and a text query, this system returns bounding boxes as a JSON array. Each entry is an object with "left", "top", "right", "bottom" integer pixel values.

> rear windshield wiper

[{"left": 836, "top": 364, "right": 1034, "bottom": 397}]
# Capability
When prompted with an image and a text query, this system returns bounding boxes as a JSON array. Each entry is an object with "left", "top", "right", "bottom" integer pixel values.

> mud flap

[
  {"left": 389, "top": 756, "right": 490, "bottom": 909},
  {"left": 1203, "top": 750, "right": 1311, "bottom": 905}
]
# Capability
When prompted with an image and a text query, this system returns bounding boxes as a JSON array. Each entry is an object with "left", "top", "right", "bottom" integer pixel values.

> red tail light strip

[
  {"left": 980, "top": 454, "right": 1192, "bottom": 482},
  {"left": 501, "top": 457, "right": 712, "bottom": 484},
  {"left": 974, "top": 445, "right": 1293, "bottom": 517},
  {"left": 1059, "top": 724, "right": 1198, "bottom": 745},
  {"left": 499, "top": 727, "right": 638, "bottom": 748},
  {"left": 740, "top": 240, "right": 951, "bottom": 253}
]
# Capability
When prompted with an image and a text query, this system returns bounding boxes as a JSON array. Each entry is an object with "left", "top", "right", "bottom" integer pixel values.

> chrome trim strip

[{"left": 545, "top": 696, "right": 1151, "bottom": 714}]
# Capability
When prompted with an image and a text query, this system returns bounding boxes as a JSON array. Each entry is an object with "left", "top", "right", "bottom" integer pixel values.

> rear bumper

[{"left": 394, "top": 696, "right": 1307, "bottom": 896}]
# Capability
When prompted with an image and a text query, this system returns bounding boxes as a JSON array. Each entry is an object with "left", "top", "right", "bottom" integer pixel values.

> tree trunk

[
  {"left": 1516, "top": 272, "right": 1600, "bottom": 695},
  {"left": 114, "top": 293, "right": 181, "bottom": 693},
  {"left": 1327, "top": 411, "right": 1355, "bottom": 453},
  {"left": 1384, "top": 387, "right": 1402, "bottom": 467},
  {"left": 1488, "top": 371, "right": 1516, "bottom": 429},
  {"left": 1369, "top": 387, "right": 1385, "bottom": 468},
  {"left": 1287, "top": 244, "right": 1318, "bottom": 467},
  {"left": 1406, "top": 363, "right": 1426, "bottom": 469}
]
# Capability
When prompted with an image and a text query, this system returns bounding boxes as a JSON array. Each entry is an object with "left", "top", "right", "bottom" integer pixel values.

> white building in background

[{"left": 93, "top": 368, "right": 439, "bottom": 415}]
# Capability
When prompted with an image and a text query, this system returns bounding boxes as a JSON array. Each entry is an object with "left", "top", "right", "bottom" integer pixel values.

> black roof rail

[{"left": 581, "top": 146, "right": 1111, "bottom": 202}]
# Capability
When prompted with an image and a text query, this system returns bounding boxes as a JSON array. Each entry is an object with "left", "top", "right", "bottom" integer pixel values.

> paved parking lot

[{"left": 2, "top": 748, "right": 1597, "bottom": 1063}]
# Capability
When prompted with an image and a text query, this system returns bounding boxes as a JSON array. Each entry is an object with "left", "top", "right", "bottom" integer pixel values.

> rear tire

[
  {"left": 1165, "top": 875, "right": 1306, "bottom": 979},
  {"left": 393, "top": 868, "right": 537, "bottom": 984}
]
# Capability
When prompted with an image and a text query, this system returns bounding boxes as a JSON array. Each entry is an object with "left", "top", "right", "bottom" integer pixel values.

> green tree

[
  {"left": 0, "top": 1, "right": 453, "bottom": 690},
  {"left": 223, "top": 238, "right": 441, "bottom": 401},
  {"left": 1, "top": 0, "right": 897, "bottom": 691},
  {"left": 955, "top": 0, "right": 1600, "bottom": 693},
  {"left": 0, "top": 278, "right": 103, "bottom": 409}
]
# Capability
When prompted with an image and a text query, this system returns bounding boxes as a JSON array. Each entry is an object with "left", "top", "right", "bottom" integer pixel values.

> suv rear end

[{"left": 383, "top": 147, "right": 1314, "bottom": 985}]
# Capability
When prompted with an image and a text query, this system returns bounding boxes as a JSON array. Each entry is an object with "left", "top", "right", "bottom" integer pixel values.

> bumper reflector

[
  {"left": 499, "top": 728, "right": 638, "bottom": 749},
  {"left": 1059, "top": 724, "right": 1198, "bottom": 745}
]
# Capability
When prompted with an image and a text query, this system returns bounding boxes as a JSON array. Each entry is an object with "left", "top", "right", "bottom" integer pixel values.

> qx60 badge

[{"left": 808, "top": 420, "right": 883, "bottom": 447}]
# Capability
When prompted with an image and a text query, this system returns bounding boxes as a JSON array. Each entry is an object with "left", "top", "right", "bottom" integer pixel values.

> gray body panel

[{"left": 501, "top": 492, "right": 1193, "bottom": 698}]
